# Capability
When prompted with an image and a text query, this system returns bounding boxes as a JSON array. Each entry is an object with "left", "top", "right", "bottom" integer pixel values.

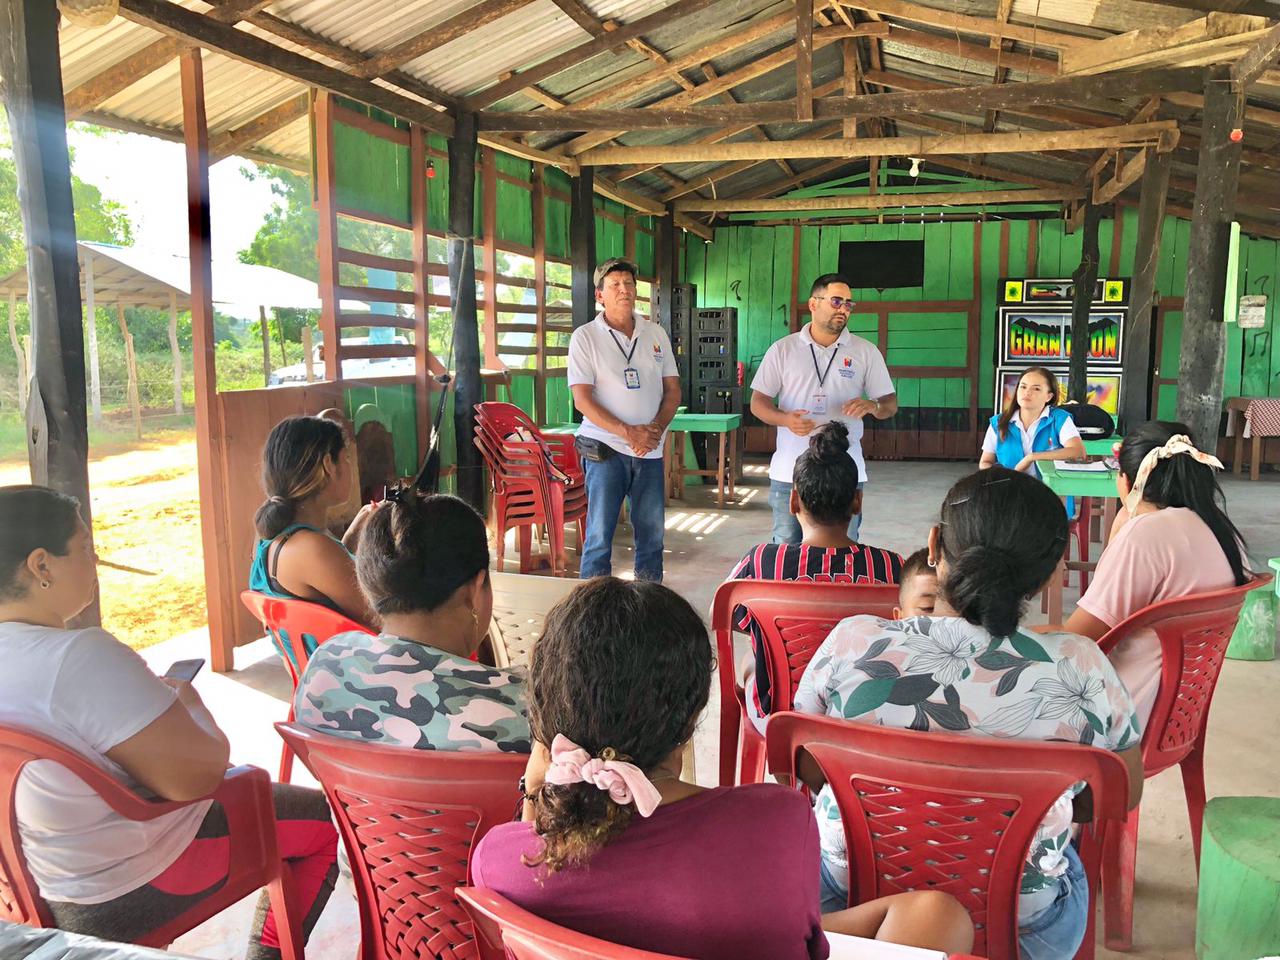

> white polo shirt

[
  {"left": 567, "top": 312, "right": 678, "bottom": 459},
  {"left": 751, "top": 324, "right": 895, "bottom": 484}
]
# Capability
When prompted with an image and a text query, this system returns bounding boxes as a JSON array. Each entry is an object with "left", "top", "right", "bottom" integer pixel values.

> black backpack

[{"left": 1062, "top": 402, "right": 1115, "bottom": 438}]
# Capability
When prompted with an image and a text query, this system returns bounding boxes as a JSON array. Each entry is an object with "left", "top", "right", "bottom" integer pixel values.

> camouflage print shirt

[{"left": 295, "top": 631, "right": 531, "bottom": 753}]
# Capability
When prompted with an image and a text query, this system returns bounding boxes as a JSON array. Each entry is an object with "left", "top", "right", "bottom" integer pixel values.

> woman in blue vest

[{"left": 979, "top": 366, "right": 1084, "bottom": 479}]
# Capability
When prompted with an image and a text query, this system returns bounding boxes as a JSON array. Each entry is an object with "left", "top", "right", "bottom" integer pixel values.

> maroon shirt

[{"left": 472, "top": 784, "right": 830, "bottom": 960}]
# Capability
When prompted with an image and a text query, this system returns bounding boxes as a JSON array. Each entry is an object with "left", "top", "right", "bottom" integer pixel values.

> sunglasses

[{"left": 816, "top": 296, "right": 856, "bottom": 310}]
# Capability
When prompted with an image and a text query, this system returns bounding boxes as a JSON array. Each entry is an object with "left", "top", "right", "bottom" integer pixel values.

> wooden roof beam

[
  {"left": 984, "top": 0, "right": 1015, "bottom": 133},
  {"left": 797, "top": 0, "right": 815, "bottom": 121},
  {"left": 673, "top": 213, "right": 714, "bottom": 242},
  {"left": 464, "top": 0, "right": 723, "bottom": 110},
  {"left": 209, "top": 92, "right": 310, "bottom": 163},
  {"left": 1062, "top": 14, "right": 1268, "bottom": 76},
  {"left": 885, "top": 25, "right": 1057, "bottom": 77},
  {"left": 77, "top": 109, "right": 308, "bottom": 173},
  {"left": 353, "top": 0, "right": 537, "bottom": 79},
  {"left": 832, "top": 0, "right": 1088, "bottom": 51},
  {"left": 63, "top": 0, "right": 273, "bottom": 121},
  {"left": 1231, "top": 20, "right": 1280, "bottom": 87},
  {"left": 577, "top": 121, "right": 1181, "bottom": 165},
  {"left": 657, "top": 121, "right": 844, "bottom": 201},
  {"left": 594, "top": 175, "right": 666, "bottom": 215},
  {"left": 675, "top": 185, "right": 1084, "bottom": 213},
  {"left": 116, "top": 0, "right": 454, "bottom": 135},
  {"left": 479, "top": 66, "right": 1207, "bottom": 132}
]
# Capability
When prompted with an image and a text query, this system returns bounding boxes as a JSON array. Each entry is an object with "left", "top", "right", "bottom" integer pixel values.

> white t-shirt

[
  {"left": 567, "top": 312, "right": 679, "bottom": 460},
  {"left": 750, "top": 325, "right": 894, "bottom": 483},
  {"left": 981, "top": 407, "right": 1082, "bottom": 459},
  {"left": 0, "top": 623, "right": 210, "bottom": 904}
]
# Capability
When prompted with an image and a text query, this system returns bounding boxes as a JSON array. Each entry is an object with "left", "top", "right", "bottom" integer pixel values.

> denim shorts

[{"left": 1018, "top": 843, "right": 1089, "bottom": 960}]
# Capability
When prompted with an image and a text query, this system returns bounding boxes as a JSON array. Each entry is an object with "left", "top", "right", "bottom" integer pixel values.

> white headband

[{"left": 1125, "top": 434, "right": 1223, "bottom": 513}]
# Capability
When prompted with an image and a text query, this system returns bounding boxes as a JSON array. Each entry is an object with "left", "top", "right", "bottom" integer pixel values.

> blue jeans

[
  {"left": 1018, "top": 843, "right": 1089, "bottom": 960},
  {"left": 580, "top": 452, "right": 665, "bottom": 582},
  {"left": 819, "top": 843, "right": 1087, "bottom": 960},
  {"left": 769, "top": 480, "right": 864, "bottom": 545}
]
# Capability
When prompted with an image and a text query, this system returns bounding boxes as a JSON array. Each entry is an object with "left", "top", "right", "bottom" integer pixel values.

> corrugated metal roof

[{"left": 41, "top": 0, "right": 1280, "bottom": 235}]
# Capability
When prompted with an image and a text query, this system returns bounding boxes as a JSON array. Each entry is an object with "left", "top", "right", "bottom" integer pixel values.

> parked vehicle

[{"left": 269, "top": 336, "right": 414, "bottom": 385}]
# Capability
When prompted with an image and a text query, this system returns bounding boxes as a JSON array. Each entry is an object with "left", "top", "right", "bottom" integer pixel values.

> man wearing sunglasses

[{"left": 750, "top": 273, "right": 897, "bottom": 544}]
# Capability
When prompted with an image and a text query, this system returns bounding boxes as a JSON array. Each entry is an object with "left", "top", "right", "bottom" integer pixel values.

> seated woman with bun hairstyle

[{"left": 471, "top": 577, "right": 973, "bottom": 959}]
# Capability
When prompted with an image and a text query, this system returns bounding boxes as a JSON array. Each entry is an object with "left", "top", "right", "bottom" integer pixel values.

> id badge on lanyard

[
  {"left": 809, "top": 343, "right": 838, "bottom": 418},
  {"left": 610, "top": 329, "right": 642, "bottom": 390}
]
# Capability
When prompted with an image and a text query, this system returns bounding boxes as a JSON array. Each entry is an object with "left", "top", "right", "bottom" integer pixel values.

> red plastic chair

[
  {"left": 766, "top": 712, "right": 1130, "bottom": 960},
  {"left": 241, "top": 590, "right": 374, "bottom": 783},
  {"left": 459, "top": 887, "right": 691, "bottom": 960},
  {"left": 473, "top": 405, "right": 586, "bottom": 576},
  {"left": 1096, "top": 573, "right": 1272, "bottom": 951},
  {"left": 710, "top": 579, "right": 900, "bottom": 787},
  {"left": 276, "top": 722, "right": 526, "bottom": 960},
  {"left": 0, "top": 724, "right": 304, "bottom": 959}
]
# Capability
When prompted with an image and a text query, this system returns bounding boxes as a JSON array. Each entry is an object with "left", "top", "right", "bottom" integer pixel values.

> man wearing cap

[
  {"left": 568, "top": 258, "right": 681, "bottom": 581},
  {"left": 750, "top": 273, "right": 897, "bottom": 544}
]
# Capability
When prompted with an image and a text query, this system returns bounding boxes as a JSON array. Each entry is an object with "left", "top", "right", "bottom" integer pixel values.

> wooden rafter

[
  {"left": 209, "top": 93, "right": 309, "bottom": 163},
  {"left": 115, "top": 0, "right": 454, "bottom": 135},
  {"left": 76, "top": 108, "right": 307, "bottom": 172},
  {"left": 464, "top": 0, "right": 722, "bottom": 109},
  {"left": 797, "top": 0, "right": 815, "bottom": 121},
  {"left": 675, "top": 186, "right": 1083, "bottom": 213},
  {"left": 1231, "top": 20, "right": 1280, "bottom": 87},
  {"left": 548, "top": 0, "right": 607, "bottom": 37},
  {"left": 479, "top": 67, "right": 1205, "bottom": 132},
  {"left": 659, "top": 121, "right": 844, "bottom": 202},
  {"left": 832, "top": 0, "right": 1088, "bottom": 51},
  {"left": 63, "top": 0, "right": 273, "bottom": 121},
  {"left": 984, "top": 0, "right": 1015, "bottom": 133},
  {"left": 703, "top": 63, "right": 794, "bottom": 177},
  {"left": 885, "top": 25, "right": 1057, "bottom": 77},
  {"left": 353, "top": 0, "right": 537, "bottom": 79},
  {"left": 577, "top": 121, "right": 1181, "bottom": 165},
  {"left": 1062, "top": 14, "right": 1268, "bottom": 76}
]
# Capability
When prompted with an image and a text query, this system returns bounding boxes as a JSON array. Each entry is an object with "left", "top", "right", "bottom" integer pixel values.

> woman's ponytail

[{"left": 254, "top": 416, "right": 346, "bottom": 540}]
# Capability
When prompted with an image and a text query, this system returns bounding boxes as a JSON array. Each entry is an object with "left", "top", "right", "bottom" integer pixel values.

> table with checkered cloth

[{"left": 1226, "top": 397, "right": 1280, "bottom": 480}]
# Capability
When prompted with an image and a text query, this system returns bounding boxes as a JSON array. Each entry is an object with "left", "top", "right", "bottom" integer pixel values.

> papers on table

[
  {"left": 1055, "top": 460, "right": 1112, "bottom": 473},
  {"left": 825, "top": 931, "right": 947, "bottom": 960}
]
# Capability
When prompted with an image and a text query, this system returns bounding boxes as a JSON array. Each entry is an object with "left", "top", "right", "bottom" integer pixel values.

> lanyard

[
  {"left": 809, "top": 343, "right": 839, "bottom": 389},
  {"left": 609, "top": 329, "right": 639, "bottom": 366}
]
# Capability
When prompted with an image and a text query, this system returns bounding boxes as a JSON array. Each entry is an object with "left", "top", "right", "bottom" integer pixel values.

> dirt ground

[{"left": 0, "top": 429, "right": 205, "bottom": 650}]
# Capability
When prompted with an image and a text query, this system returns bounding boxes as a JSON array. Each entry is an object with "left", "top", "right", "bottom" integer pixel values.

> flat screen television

[{"left": 838, "top": 239, "right": 925, "bottom": 289}]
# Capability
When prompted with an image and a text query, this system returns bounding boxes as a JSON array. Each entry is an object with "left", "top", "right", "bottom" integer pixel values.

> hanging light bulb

[
  {"left": 908, "top": 157, "right": 922, "bottom": 178},
  {"left": 426, "top": 160, "right": 437, "bottom": 179}
]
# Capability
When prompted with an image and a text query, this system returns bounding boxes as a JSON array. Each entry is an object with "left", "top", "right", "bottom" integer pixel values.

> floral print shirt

[{"left": 794, "top": 615, "right": 1140, "bottom": 918}]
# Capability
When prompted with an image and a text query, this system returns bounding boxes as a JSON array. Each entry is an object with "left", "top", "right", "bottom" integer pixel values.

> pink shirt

[
  {"left": 471, "top": 784, "right": 829, "bottom": 960},
  {"left": 1077, "top": 507, "right": 1238, "bottom": 725}
]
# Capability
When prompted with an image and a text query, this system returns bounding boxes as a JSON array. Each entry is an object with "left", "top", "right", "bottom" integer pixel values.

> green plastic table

[
  {"left": 665, "top": 412, "right": 743, "bottom": 507},
  {"left": 1038, "top": 460, "right": 1122, "bottom": 623},
  {"left": 1082, "top": 436, "right": 1121, "bottom": 457}
]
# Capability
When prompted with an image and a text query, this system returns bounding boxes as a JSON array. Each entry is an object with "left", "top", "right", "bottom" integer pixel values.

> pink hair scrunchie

[{"left": 542, "top": 734, "right": 663, "bottom": 817}]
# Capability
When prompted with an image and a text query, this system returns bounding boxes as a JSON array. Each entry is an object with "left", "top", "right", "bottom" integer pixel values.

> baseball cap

[{"left": 593, "top": 257, "right": 639, "bottom": 288}]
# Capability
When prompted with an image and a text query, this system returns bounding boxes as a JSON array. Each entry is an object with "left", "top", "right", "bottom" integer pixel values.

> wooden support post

[
  {"left": 570, "top": 167, "right": 596, "bottom": 332},
  {"left": 481, "top": 146, "right": 500, "bottom": 368},
  {"left": 1120, "top": 149, "right": 1171, "bottom": 432},
  {"left": 314, "top": 92, "right": 341, "bottom": 382},
  {"left": 1069, "top": 200, "right": 1103, "bottom": 404},
  {"left": 7, "top": 291, "right": 27, "bottom": 416},
  {"left": 168, "top": 291, "right": 183, "bottom": 413},
  {"left": 531, "top": 164, "right": 548, "bottom": 426},
  {"left": 449, "top": 111, "right": 485, "bottom": 510},
  {"left": 259, "top": 303, "right": 272, "bottom": 386},
  {"left": 656, "top": 206, "right": 677, "bottom": 337},
  {"left": 1178, "top": 65, "right": 1243, "bottom": 452},
  {"left": 841, "top": 38, "right": 859, "bottom": 138},
  {"left": 301, "top": 326, "right": 315, "bottom": 381},
  {"left": 0, "top": 0, "right": 98, "bottom": 623},
  {"left": 116, "top": 303, "right": 143, "bottom": 439},
  {"left": 84, "top": 251, "right": 102, "bottom": 422},
  {"left": 410, "top": 124, "right": 432, "bottom": 463},
  {"left": 796, "top": 0, "right": 814, "bottom": 121},
  {"left": 180, "top": 47, "right": 233, "bottom": 670}
]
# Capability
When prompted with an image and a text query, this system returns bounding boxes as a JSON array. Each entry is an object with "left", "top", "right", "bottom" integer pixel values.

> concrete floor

[{"left": 154, "top": 458, "right": 1279, "bottom": 960}]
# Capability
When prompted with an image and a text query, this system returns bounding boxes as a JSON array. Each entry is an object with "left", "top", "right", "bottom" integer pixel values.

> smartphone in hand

[{"left": 164, "top": 658, "right": 205, "bottom": 683}]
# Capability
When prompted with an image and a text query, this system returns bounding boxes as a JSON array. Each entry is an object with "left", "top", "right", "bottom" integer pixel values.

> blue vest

[{"left": 988, "top": 407, "right": 1075, "bottom": 514}]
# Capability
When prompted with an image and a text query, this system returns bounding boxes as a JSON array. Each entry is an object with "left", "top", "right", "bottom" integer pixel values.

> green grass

[{"left": 0, "top": 412, "right": 197, "bottom": 465}]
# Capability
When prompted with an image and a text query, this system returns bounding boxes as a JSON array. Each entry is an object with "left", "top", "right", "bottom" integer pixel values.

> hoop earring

[
  {"left": 926, "top": 557, "right": 937, "bottom": 569},
  {"left": 39, "top": 579, "right": 51, "bottom": 589}
]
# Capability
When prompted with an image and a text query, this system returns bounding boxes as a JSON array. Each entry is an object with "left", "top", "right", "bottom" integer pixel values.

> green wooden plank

[
  {"left": 727, "top": 227, "right": 751, "bottom": 359},
  {"left": 979, "top": 221, "right": 1003, "bottom": 412},
  {"left": 896, "top": 376, "right": 920, "bottom": 406},
  {"left": 1156, "top": 382, "right": 1178, "bottom": 419},
  {"left": 945, "top": 376, "right": 970, "bottom": 409},
  {"left": 748, "top": 227, "right": 775, "bottom": 372},
  {"left": 1058, "top": 222, "right": 1083, "bottom": 279},
  {"left": 889, "top": 328, "right": 968, "bottom": 350},
  {"left": 919, "top": 376, "right": 946, "bottom": 407},
  {"left": 1269, "top": 242, "right": 1280, "bottom": 398},
  {"left": 1239, "top": 240, "right": 1274, "bottom": 395},
  {"left": 819, "top": 225, "right": 840, "bottom": 275},
  {"left": 888, "top": 347, "right": 969, "bottom": 367},
  {"left": 1097, "top": 216, "right": 1115, "bottom": 283},
  {"left": 767, "top": 226, "right": 794, "bottom": 362},
  {"left": 1168, "top": 218, "right": 1191, "bottom": 298},
  {"left": 799, "top": 227, "right": 821, "bottom": 296},
  {"left": 946, "top": 220, "right": 975, "bottom": 301},
  {"left": 704, "top": 225, "right": 730, "bottom": 306},
  {"left": 683, "top": 232, "right": 707, "bottom": 290},
  {"left": 496, "top": 178, "right": 533, "bottom": 247},
  {"left": 1005, "top": 220, "right": 1029, "bottom": 278},
  {"left": 886, "top": 311, "right": 968, "bottom": 331},
  {"left": 634, "top": 226, "right": 655, "bottom": 278},
  {"left": 1160, "top": 309, "right": 1184, "bottom": 378},
  {"left": 1155, "top": 214, "right": 1179, "bottom": 293},
  {"left": 922, "top": 219, "right": 952, "bottom": 301},
  {"left": 1038, "top": 219, "right": 1063, "bottom": 277},
  {"left": 847, "top": 314, "right": 878, "bottom": 343},
  {"left": 545, "top": 196, "right": 569, "bottom": 260}
]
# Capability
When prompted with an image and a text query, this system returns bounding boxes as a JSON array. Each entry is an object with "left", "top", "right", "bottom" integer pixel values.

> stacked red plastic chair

[
  {"left": 767, "top": 713, "right": 1130, "bottom": 960},
  {"left": 0, "top": 724, "right": 306, "bottom": 959},
  {"left": 459, "top": 887, "right": 692, "bottom": 960},
  {"left": 1097, "top": 573, "right": 1273, "bottom": 951},
  {"left": 709, "top": 579, "right": 899, "bottom": 787},
  {"left": 473, "top": 402, "right": 586, "bottom": 576},
  {"left": 276, "top": 722, "right": 525, "bottom": 960},
  {"left": 242, "top": 590, "right": 374, "bottom": 783}
]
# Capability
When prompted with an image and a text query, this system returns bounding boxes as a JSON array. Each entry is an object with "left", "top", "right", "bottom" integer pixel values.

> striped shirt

[{"left": 727, "top": 543, "right": 903, "bottom": 716}]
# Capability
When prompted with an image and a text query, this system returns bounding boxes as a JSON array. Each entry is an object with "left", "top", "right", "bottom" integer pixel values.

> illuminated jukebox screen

[{"left": 995, "top": 277, "right": 1128, "bottom": 416}]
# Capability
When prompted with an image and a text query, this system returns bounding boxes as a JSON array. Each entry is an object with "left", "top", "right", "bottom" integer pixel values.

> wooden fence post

[
  {"left": 302, "top": 325, "right": 315, "bottom": 381},
  {"left": 260, "top": 304, "right": 272, "bottom": 386},
  {"left": 168, "top": 291, "right": 183, "bottom": 413},
  {"left": 116, "top": 303, "right": 142, "bottom": 439}
]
